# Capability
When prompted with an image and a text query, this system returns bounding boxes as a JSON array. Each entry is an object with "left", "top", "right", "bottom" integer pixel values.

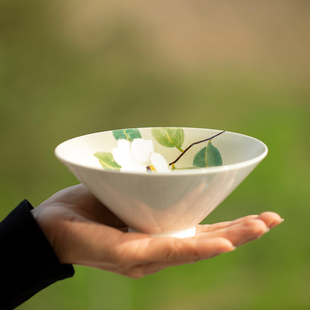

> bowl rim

[{"left": 55, "top": 127, "right": 268, "bottom": 176}]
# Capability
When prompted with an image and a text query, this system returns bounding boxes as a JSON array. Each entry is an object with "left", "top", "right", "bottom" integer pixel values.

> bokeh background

[{"left": 1, "top": 0, "right": 309, "bottom": 309}]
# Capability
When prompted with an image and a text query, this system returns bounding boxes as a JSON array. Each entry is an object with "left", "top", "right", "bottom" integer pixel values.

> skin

[{"left": 31, "top": 184, "right": 283, "bottom": 279}]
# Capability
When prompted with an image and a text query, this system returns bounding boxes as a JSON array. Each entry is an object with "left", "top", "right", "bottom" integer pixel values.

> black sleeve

[{"left": 0, "top": 200, "right": 75, "bottom": 310}]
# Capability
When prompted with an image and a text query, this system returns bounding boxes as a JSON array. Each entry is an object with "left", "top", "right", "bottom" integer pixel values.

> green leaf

[
  {"left": 94, "top": 152, "right": 121, "bottom": 170},
  {"left": 151, "top": 127, "right": 185, "bottom": 152},
  {"left": 112, "top": 129, "right": 142, "bottom": 141},
  {"left": 193, "top": 141, "right": 223, "bottom": 168}
]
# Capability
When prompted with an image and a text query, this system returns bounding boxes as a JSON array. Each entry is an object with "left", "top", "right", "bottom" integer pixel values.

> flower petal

[
  {"left": 120, "top": 162, "right": 147, "bottom": 173},
  {"left": 112, "top": 139, "right": 134, "bottom": 166},
  {"left": 150, "top": 152, "right": 170, "bottom": 172},
  {"left": 131, "top": 139, "right": 154, "bottom": 164}
]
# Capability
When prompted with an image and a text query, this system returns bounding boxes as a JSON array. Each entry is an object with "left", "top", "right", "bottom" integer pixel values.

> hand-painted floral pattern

[
  {"left": 94, "top": 127, "right": 224, "bottom": 173},
  {"left": 112, "top": 139, "right": 169, "bottom": 172}
]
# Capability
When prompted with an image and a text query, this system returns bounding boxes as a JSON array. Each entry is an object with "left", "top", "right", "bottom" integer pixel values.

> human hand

[{"left": 31, "top": 184, "right": 283, "bottom": 279}]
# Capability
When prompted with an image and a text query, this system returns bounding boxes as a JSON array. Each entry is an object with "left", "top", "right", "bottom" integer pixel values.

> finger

[
  {"left": 120, "top": 236, "right": 236, "bottom": 278},
  {"left": 124, "top": 235, "right": 235, "bottom": 266},
  {"left": 196, "top": 215, "right": 259, "bottom": 234},
  {"left": 256, "top": 212, "right": 284, "bottom": 229},
  {"left": 204, "top": 219, "right": 269, "bottom": 247}
]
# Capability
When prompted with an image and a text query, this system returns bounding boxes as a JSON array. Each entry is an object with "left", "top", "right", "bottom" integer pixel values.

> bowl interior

[{"left": 55, "top": 127, "right": 267, "bottom": 173}]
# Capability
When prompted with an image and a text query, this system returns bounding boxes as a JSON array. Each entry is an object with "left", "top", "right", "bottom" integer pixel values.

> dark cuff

[{"left": 0, "top": 200, "right": 75, "bottom": 310}]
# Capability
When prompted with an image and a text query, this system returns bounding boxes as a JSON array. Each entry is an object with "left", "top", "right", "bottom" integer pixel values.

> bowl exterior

[{"left": 60, "top": 159, "right": 262, "bottom": 234}]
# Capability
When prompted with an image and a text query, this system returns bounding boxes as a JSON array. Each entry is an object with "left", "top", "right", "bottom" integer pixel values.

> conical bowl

[{"left": 55, "top": 127, "right": 268, "bottom": 238}]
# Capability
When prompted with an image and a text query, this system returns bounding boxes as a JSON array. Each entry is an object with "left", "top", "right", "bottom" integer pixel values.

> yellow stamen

[
  {"left": 146, "top": 165, "right": 156, "bottom": 172},
  {"left": 149, "top": 165, "right": 156, "bottom": 171}
]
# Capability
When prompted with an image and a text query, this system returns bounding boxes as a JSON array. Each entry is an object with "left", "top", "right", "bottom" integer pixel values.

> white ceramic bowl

[{"left": 55, "top": 127, "right": 268, "bottom": 238}]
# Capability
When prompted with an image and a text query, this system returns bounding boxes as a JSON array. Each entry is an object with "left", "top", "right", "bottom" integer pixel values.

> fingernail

[
  {"left": 210, "top": 246, "right": 236, "bottom": 258},
  {"left": 223, "top": 246, "right": 237, "bottom": 253},
  {"left": 269, "top": 218, "right": 284, "bottom": 229}
]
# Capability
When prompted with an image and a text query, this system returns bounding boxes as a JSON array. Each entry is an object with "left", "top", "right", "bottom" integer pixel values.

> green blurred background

[{"left": 1, "top": 0, "right": 309, "bottom": 309}]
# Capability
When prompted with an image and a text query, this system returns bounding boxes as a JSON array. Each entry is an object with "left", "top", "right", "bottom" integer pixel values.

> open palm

[{"left": 32, "top": 184, "right": 283, "bottom": 278}]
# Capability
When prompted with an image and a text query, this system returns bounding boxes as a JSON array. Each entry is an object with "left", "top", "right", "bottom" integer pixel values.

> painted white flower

[{"left": 112, "top": 139, "right": 170, "bottom": 173}]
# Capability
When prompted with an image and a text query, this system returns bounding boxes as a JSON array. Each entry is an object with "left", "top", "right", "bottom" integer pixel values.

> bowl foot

[{"left": 128, "top": 226, "right": 196, "bottom": 239}]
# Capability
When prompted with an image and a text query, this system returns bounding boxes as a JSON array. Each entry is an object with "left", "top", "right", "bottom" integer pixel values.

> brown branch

[{"left": 169, "top": 131, "right": 225, "bottom": 166}]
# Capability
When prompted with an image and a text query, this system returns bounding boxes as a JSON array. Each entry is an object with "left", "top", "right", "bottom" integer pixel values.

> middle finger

[{"left": 201, "top": 219, "right": 269, "bottom": 247}]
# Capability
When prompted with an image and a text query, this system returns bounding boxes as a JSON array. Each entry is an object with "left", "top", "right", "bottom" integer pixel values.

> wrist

[{"left": 31, "top": 207, "right": 66, "bottom": 264}]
